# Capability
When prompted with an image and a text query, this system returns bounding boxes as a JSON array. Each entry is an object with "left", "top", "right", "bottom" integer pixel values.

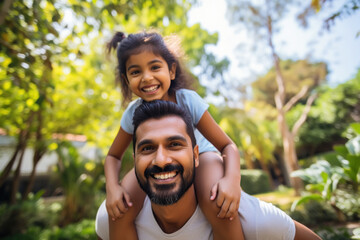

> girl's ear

[
  {"left": 170, "top": 63, "right": 176, "bottom": 80},
  {"left": 121, "top": 73, "right": 129, "bottom": 83}
]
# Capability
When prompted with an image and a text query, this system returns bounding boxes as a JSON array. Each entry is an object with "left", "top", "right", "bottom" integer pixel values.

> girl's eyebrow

[{"left": 127, "top": 59, "right": 164, "bottom": 71}]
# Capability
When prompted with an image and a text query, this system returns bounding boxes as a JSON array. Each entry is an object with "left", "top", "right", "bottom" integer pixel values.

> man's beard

[{"left": 135, "top": 160, "right": 195, "bottom": 205}]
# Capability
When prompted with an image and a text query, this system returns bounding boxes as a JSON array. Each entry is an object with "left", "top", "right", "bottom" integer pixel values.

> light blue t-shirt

[{"left": 120, "top": 89, "right": 217, "bottom": 153}]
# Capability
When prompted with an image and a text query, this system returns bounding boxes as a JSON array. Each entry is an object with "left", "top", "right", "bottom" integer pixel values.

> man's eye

[
  {"left": 169, "top": 142, "right": 182, "bottom": 147},
  {"left": 141, "top": 146, "right": 154, "bottom": 152}
]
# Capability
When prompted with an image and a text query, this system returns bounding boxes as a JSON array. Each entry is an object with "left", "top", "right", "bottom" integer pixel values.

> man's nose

[{"left": 153, "top": 145, "right": 171, "bottom": 167}]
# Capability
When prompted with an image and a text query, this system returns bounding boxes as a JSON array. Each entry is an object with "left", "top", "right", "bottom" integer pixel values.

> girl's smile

[{"left": 125, "top": 50, "right": 176, "bottom": 102}]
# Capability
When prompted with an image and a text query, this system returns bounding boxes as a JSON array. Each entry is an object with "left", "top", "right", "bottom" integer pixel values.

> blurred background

[{"left": 0, "top": 0, "right": 359, "bottom": 239}]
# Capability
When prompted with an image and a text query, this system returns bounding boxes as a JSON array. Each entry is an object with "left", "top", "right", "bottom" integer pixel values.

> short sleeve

[
  {"left": 120, "top": 99, "right": 142, "bottom": 135},
  {"left": 239, "top": 191, "right": 296, "bottom": 240},
  {"left": 176, "top": 89, "right": 209, "bottom": 125}
]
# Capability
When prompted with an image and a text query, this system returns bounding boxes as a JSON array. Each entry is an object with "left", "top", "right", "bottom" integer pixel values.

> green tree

[
  {"left": 227, "top": 0, "right": 320, "bottom": 194},
  {"left": 296, "top": 71, "right": 360, "bottom": 156},
  {"left": 252, "top": 59, "right": 327, "bottom": 107},
  {"left": 297, "top": 0, "right": 360, "bottom": 32},
  {"left": 0, "top": 0, "right": 224, "bottom": 206}
]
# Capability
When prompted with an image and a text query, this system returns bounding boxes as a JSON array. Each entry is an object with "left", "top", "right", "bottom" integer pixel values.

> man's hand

[
  {"left": 106, "top": 184, "right": 133, "bottom": 221},
  {"left": 210, "top": 176, "right": 241, "bottom": 220}
]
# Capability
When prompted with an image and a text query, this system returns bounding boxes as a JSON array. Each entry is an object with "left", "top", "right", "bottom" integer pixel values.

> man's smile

[{"left": 152, "top": 170, "right": 178, "bottom": 180}]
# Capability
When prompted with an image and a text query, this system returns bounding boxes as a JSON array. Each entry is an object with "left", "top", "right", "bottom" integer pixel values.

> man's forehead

[{"left": 135, "top": 116, "right": 188, "bottom": 141}]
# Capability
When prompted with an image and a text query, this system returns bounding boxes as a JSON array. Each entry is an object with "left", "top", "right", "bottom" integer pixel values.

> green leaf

[
  {"left": 352, "top": 227, "right": 360, "bottom": 239},
  {"left": 350, "top": 123, "right": 360, "bottom": 135},
  {"left": 291, "top": 194, "right": 323, "bottom": 212},
  {"left": 346, "top": 136, "right": 360, "bottom": 156},
  {"left": 334, "top": 145, "right": 349, "bottom": 158},
  {"left": 347, "top": 155, "right": 360, "bottom": 183}
]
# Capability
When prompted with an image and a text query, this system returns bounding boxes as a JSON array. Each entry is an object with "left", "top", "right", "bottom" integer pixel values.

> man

[{"left": 96, "top": 100, "right": 320, "bottom": 240}]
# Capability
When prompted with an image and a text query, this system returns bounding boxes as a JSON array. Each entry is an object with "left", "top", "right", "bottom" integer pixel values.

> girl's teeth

[{"left": 143, "top": 86, "right": 158, "bottom": 92}]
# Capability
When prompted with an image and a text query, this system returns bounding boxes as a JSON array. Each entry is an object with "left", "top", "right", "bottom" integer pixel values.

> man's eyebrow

[
  {"left": 136, "top": 135, "right": 187, "bottom": 150},
  {"left": 167, "top": 135, "right": 187, "bottom": 143},
  {"left": 136, "top": 139, "right": 153, "bottom": 150},
  {"left": 127, "top": 59, "right": 163, "bottom": 72}
]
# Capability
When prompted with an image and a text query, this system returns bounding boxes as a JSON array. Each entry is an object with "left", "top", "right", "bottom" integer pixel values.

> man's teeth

[
  {"left": 143, "top": 85, "right": 159, "bottom": 92},
  {"left": 154, "top": 171, "right": 176, "bottom": 180}
]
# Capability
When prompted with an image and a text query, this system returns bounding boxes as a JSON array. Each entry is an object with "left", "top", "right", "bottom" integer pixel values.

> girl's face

[{"left": 125, "top": 50, "right": 176, "bottom": 102}]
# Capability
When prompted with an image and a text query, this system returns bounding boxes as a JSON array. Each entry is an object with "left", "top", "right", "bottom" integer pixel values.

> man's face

[{"left": 134, "top": 116, "right": 199, "bottom": 205}]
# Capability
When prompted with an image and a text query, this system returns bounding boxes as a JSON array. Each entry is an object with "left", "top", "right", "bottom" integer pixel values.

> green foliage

[
  {"left": 297, "top": 75, "right": 360, "bottom": 153},
  {"left": 240, "top": 169, "right": 271, "bottom": 195},
  {"left": 291, "top": 123, "right": 360, "bottom": 221},
  {"left": 2, "top": 219, "right": 96, "bottom": 240},
  {"left": 353, "top": 228, "right": 360, "bottom": 239},
  {"left": 289, "top": 200, "right": 338, "bottom": 226},
  {"left": 54, "top": 141, "right": 105, "bottom": 225},
  {"left": 252, "top": 59, "right": 327, "bottom": 108},
  {"left": 316, "top": 227, "right": 352, "bottom": 240},
  {"left": 218, "top": 107, "right": 276, "bottom": 169},
  {"left": 0, "top": 191, "right": 59, "bottom": 238}
]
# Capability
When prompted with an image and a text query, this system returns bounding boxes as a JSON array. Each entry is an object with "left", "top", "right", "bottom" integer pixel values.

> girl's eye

[
  {"left": 151, "top": 65, "right": 161, "bottom": 71},
  {"left": 129, "top": 70, "right": 140, "bottom": 76}
]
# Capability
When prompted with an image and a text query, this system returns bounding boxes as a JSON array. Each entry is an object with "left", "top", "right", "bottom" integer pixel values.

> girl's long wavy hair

[{"left": 107, "top": 30, "right": 194, "bottom": 107}]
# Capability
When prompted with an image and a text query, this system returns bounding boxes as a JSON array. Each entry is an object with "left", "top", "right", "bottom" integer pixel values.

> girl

[{"left": 105, "top": 30, "right": 243, "bottom": 240}]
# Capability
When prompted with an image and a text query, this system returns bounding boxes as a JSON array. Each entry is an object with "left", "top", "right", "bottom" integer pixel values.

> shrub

[
  {"left": 2, "top": 219, "right": 97, "bottom": 240},
  {"left": 0, "top": 191, "right": 59, "bottom": 238},
  {"left": 241, "top": 169, "right": 271, "bottom": 195},
  {"left": 289, "top": 200, "right": 337, "bottom": 226}
]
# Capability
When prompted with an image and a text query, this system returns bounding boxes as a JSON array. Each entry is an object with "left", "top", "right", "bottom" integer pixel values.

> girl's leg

[
  {"left": 109, "top": 168, "right": 146, "bottom": 240},
  {"left": 195, "top": 152, "right": 244, "bottom": 240}
]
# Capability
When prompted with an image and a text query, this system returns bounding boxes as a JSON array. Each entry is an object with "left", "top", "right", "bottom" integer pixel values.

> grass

[{"left": 253, "top": 186, "right": 299, "bottom": 211}]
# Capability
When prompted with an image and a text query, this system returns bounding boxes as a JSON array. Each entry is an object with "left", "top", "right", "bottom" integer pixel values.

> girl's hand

[
  {"left": 106, "top": 184, "right": 133, "bottom": 221},
  {"left": 210, "top": 176, "right": 241, "bottom": 220}
]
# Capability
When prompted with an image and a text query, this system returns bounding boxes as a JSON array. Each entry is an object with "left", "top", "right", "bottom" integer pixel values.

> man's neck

[{"left": 151, "top": 185, "right": 197, "bottom": 234}]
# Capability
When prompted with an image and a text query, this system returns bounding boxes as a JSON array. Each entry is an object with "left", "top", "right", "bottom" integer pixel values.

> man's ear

[
  {"left": 170, "top": 63, "right": 176, "bottom": 80},
  {"left": 193, "top": 145, "right": 199, "bottom": 168}
]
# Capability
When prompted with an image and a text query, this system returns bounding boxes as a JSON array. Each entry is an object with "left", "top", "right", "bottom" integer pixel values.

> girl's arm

[
  {"left": 105, "top": 127, "right": 133, "bottom": 220},
  {"left": 196, "top": 111, "right": 241, "bottom": 218}
]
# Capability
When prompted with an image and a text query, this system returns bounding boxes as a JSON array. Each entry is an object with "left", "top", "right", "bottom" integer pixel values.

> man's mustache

[{"left": 144, "top": 164, "right": 184, "bottom": 179}]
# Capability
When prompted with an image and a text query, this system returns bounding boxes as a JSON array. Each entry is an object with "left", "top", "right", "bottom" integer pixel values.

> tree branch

[
  {"left": 0, "top": 0, "right": 13, "bottom": 25},
  {"left": 292, "top": 93, "right": 317, "bottom": 136},
  {"left": 283, "top": 85, "right": 309, "bottom": 113}
]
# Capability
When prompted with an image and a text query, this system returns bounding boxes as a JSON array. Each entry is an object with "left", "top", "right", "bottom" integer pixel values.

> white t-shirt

[
  {"left": 95, "top": 191, "right": 295, "bottom": 240},
  {"left": 120, "top": 89, "right": 217, "bottom": 153}
]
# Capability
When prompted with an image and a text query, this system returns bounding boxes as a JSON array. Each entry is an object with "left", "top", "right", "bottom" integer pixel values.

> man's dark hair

[{"left": 132, "top": 100, "right": 196, "bottom": 153}]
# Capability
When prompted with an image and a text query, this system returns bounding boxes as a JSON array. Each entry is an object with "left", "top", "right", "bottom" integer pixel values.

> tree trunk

[
  {"left": 23, "top": 110, "right": 46, "bottom": 200},
  {"left": 0, "top": 0, "right": 13, "bottom": 25},
  {"left": 243, "top": 152, "right": 255, "bottom": 169},
  {"left": 0, "top": 139, "right": 22, "bottom": 187},
  {"left": 266, "top": 12, "right": 303, "bottom": 195},
  {"left": 257, "top": 158, "right": 275, "bottom": 189},
  {"left": 10, "top": 145, "right": 26, "bottom": 204}
]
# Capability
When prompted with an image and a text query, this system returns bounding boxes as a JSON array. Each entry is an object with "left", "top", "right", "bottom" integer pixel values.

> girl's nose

[
  {"left": 153, "top": 145, "right": 171, "bottom": 167},
  {"left": 142, "top": 70, "right": 153, "bottom": 82}
]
